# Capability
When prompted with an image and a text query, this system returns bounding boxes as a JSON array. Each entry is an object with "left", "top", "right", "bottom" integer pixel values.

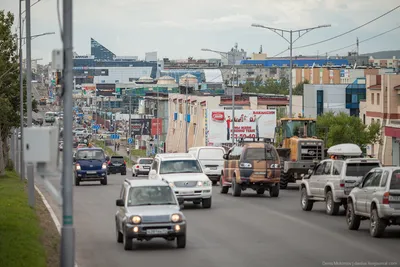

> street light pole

[
  {"left": 185, "top": 79, "right": 189, "bottom": 153},
  {"left": 61, "top": 0, "right": 75, "bottom": 265},
  {"left": 128, "top": 95, "right": 132, "bottom": 138},
  {"left": 25, "top": 0, "right": 36, "bottom": 208},
  {"left": 18, "top": 0, "right": 24, "bottom": 180},
  {"left": 156, "top": 87, "right": 159, "bottom": 152},
  {"left": 251, "top": 23, "right": 331, "bottom": 118}
]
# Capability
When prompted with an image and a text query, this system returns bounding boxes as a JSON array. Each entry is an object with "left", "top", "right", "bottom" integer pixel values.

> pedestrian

[
  {"left": 114, "top": 143, "right": 117, "bottom": 151},
  {"left": 117, "top": 142, "right": 120, "bottom": 151}
]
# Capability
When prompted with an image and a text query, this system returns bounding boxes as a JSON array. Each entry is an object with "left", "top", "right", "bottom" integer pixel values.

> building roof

[
  {"left": 157, "top": 76, "right": 177, "bottom": 85},
  {"left": 138, "top": 76, "right": 154, "bottom": 83}
]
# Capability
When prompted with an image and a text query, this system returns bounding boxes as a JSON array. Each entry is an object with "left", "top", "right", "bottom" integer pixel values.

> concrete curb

[{"left": 34, "top": 185, "right": 79, "bottom": 267}]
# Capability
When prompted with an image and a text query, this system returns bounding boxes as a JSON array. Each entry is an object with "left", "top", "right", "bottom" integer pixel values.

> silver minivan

[{"left": 188, "top": 146, "right": 225, "bottom": 185}]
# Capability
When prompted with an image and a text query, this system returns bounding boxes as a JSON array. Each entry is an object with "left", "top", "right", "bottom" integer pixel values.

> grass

[{"left": 0, "top": 171, "right": 49, "bottom": 267}]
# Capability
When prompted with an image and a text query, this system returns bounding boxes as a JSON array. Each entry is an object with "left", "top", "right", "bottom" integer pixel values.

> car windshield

[
  {"left": 76, "top": 150, "right": 105, "bottom": 160},
  {"left": 127, "top": 186, "right": 177, "bottom": 206},
  {"left": 198, "top": 149, "right": 224, "bottom": 160},
  {"left": 390, "top": 170, "right": 400, "bottom": 190},
  {"left": 244, "top": 148, "right": 278, "bottom": 160},
  {"left": 345, "top": 163, "right": 380, "bottom": 176},
  {"left": 139, "top": 159, "right": 153, "bottom": 164},
  {"left": 160, "top": 160, "right": 202, "bottom": 174}
]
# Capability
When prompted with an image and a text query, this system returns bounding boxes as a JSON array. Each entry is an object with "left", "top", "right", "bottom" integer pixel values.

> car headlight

[
  {"left": 240, "top": 163, "right": 252, "bottom": 168},
  {"left": 102, "top": 163, "right": 107, "bottom": 169},
  {"left": 171, "top": 213, "right": 182, "bottom": 223},
  {"left": 130, "top": 215, "right": 141, "bottom": 224},
  {"left": 197, "top": 180, "right": 211, "bottom": 187},
  {"left": 75, "top": 164, "right": 81, "bottom": 170}
]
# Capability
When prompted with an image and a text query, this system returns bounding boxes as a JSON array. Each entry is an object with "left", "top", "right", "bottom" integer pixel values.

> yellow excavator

[{"left": 276, "top": 117, "right": 326, "bottom": 189}]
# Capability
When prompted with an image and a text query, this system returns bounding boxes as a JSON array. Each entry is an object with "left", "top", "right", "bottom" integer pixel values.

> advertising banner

[
  {"left": 151, "top": 118, "right": 163, "bottom": 135},
  {"left": 82, "top": 84, "right": 96, "bottom": 91},
  {"left": 131, "top": 119, "right": 151, "bottom": 136},
  {"left": 207, "top": 109, "right": 277, "bottom": 143},
  {"left": 96, "top": 83, "right": 116, "bottom": 96}
]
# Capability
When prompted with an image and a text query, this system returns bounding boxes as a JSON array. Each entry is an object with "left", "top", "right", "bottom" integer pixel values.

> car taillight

[
  {"left": 383, "top": 192, "right": 390, "bottom": 205},
  {"left": 108, "top": 161, "right": 111, "bottom": 165},
  {"left": 136, "top": 165, "right": 139, "bottom": 169},
  {"left": 339, "top": 180, "right": 345, "bottom": 188}
]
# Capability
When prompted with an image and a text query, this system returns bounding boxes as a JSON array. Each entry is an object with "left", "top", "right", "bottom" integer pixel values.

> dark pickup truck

[{"left": 107, "top": 156, "right": 127, "bottom": 175}]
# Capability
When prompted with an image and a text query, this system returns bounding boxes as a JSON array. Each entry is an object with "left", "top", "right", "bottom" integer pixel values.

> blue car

[{"left": 73, "top": 148, "right": 110, "bottom": 186}]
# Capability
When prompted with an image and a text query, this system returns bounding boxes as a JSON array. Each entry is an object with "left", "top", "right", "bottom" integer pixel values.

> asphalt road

[{"left": 34, "top": 168, "right": 400, "bottom": 267}]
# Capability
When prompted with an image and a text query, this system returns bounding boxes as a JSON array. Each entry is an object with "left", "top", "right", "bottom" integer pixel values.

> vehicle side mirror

[
  {"left": 116, "top": 199, "right": 124, "bottom": 206},
  {"left": 223, "top": 154, "right": 228, "bottom": 160},
  {"left": 308, "top": 169, "right": 313, "bottom": 175},
  {"left": 356, "top": 182, "right": 362, "bottom": 188},
  {"left": 149, "top": 169, "right": 157, "bottom": 177}
]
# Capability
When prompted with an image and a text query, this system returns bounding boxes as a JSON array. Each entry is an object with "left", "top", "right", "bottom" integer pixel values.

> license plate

[
  {"left": 180, "top": 191, "right": 194, "bottom": 195},
  {"left": 389, "top": 195, "right": 400, "bottom": 202},
  {"left": 255, "top": 172, "right": 265, "bottom": 175},
  {"left": 144, "top": 166, "right": 150, "bottom": 169},
  {"left": 210, "top": 167, "right": 217, "bottom": 170},
  {"left": 86, "top": 171, "right": 96, "bottom": 174},
  {"left": 146, "top": 229, "right": 168, "bottom": 235}
]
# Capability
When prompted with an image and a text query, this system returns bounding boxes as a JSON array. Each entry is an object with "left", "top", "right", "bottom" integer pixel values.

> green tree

[
  {"left": 316, "top": 112, "right": 382, "bottom": 150},
  {"left": 0, "top": 10, "right": 37, "bottom": 175},
  {"left": 293, "top": 80, "right": 309, "bottom": 95}
]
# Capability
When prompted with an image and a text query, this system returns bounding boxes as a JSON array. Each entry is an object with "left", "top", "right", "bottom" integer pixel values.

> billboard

[
  {"left": 96, "top": 83, "right": 115, "bottom": 96},
  {"left": 151, "top": 118, "right": 163, "bottom": 135},
  {"left": 131, "top": 119, "right": 151, "bottom": 136},
  {"left": 207, "top": 110, "right": 277, "bottom": 143},
  {"left": 82, "top": 84, "right": 96, "bottom": 91}
]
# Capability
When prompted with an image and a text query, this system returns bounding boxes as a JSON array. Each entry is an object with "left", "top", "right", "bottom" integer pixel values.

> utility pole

[
  {"left": 156, "top": 86, "right": 159, "bottom": 153},
  {"left": 185, "top": 79, "right": 188, "bottom": 153},
  {"left": 128, "top": 96, "right": 132, "bottom": 138},
  {"left": 251, "top": 23, "right": 331, "bottom": 118},
  {"left": 18, "top": 0, "right": 24, "bottom": 180},
  {"left": 356, "top": 37, "right": 359, "bottom": 65},
  {"left": 61, "top": 0, "right": 75, "bottom": 265},
  {"left": 25, "top": 0, "right": 35, "bottom": 207}
]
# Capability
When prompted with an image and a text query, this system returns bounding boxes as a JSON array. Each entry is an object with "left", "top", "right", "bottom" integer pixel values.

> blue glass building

[
  {"left": 91, "top": 38, "right": 115, "bottom": 61},
  {"left": 345, "top": 78, "right": 366, "bottom": 117}
]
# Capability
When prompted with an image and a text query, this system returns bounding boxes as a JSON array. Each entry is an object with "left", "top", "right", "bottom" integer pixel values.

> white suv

[{"left": 148, "top": 153, "right": 212, "bottom": 208}]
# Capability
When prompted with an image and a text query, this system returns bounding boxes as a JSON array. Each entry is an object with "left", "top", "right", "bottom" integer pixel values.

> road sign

[
  {"left": 111, "top": 134, "right": 120, "bottom": 140},
  {"left": 92, "top": 124, "right": 100, "bottom": 130},
  {"left": 127, "top": 138, "right": 133, "bottom": 144}
]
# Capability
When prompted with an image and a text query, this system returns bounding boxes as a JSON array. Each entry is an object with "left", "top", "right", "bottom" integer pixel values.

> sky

[{"left": 1, "top": 0, "right": 400, "bottom": 63}]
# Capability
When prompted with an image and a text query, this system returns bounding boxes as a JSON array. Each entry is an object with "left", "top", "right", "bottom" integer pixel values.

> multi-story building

[
  {"left": 369, "top": 56, "right": 399, "bottom": 70},
  {"left": 360, "top": 74, "right": 400, "bottom": 165},
  {"left": 240, "top": 58, "right": 349, "bottom": 68},
  {"left": 165, "top": 93, "right": 289, "bottom": 152}
]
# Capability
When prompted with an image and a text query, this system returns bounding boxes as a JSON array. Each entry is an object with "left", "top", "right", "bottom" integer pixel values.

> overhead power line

[
  {"left": 293, "top": 5, "right": 400, "bottom": 49},
  {"left": 326, "top": 25, "right": 400, "bottom": 54}
]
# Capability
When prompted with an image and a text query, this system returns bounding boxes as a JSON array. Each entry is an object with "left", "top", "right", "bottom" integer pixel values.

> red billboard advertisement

[{"left": 151, "top": 118, "right": 163, "bottom": 135}]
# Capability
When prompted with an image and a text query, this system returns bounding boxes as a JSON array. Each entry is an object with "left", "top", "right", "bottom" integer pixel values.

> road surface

[{"left": 34, "top": 168, "right": 400, "bottom": 267}]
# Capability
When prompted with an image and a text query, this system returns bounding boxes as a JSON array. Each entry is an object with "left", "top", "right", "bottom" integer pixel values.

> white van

[{"left": 188, "top": 146, "right": 225, "bottom": 185}]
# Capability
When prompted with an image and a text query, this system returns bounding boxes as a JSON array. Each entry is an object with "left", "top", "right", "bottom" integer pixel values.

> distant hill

[{"left": 361, "top": 50, "right": 400, "bottom": 59}]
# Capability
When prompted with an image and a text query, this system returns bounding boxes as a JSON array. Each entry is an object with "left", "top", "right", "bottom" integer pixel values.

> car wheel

[
  {"left": 202, "top": 197, "right": 212, "bottom": 208},
  {"left": 325, "top": 191, "right": 339, "bottom": 215},
  {"left": 346, "top": 201, "right": 360, "bottom": 230},
  {"left": 121, "top": 172, "right": 126, "bottom": 176},
  {"left": 220, "top": 174, "right": 229, "bottom": 194},
  {"left": 75, "top": 177, "right": 80, "bottom": 186},
  {"left": 212, "top": 180, "right": 218, "bottom": 186},
  {"left": 370, "top": 208, "right": 386, "bottom": 238},
  {"left": 101, "top": 176, "right": 108, "bottom": 185},
  {"left": 300, "top": 187, "right": 313, "bottom": 211},
  {"left": 123, "top": 230, "right": 133, "bottom": 250},
  {"left": 232, "top": 176, "right": 241, "bottom": 197},
  {"left": 176, "top": 235, "right": 186, "bottom": 248},
  {"left": 116, "top": 223, "right": 123, "bottom": 243},
  {"left": 269, "top": 184, "right": 279, "bottom": 198}
]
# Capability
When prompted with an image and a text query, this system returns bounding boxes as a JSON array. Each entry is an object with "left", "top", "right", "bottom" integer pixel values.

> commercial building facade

[
  {"left": 359, "top": 74, "right": 400, "bottom": 165},
  {"left": 166, "top": 93, "right": 289, "bottom": 152}
]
